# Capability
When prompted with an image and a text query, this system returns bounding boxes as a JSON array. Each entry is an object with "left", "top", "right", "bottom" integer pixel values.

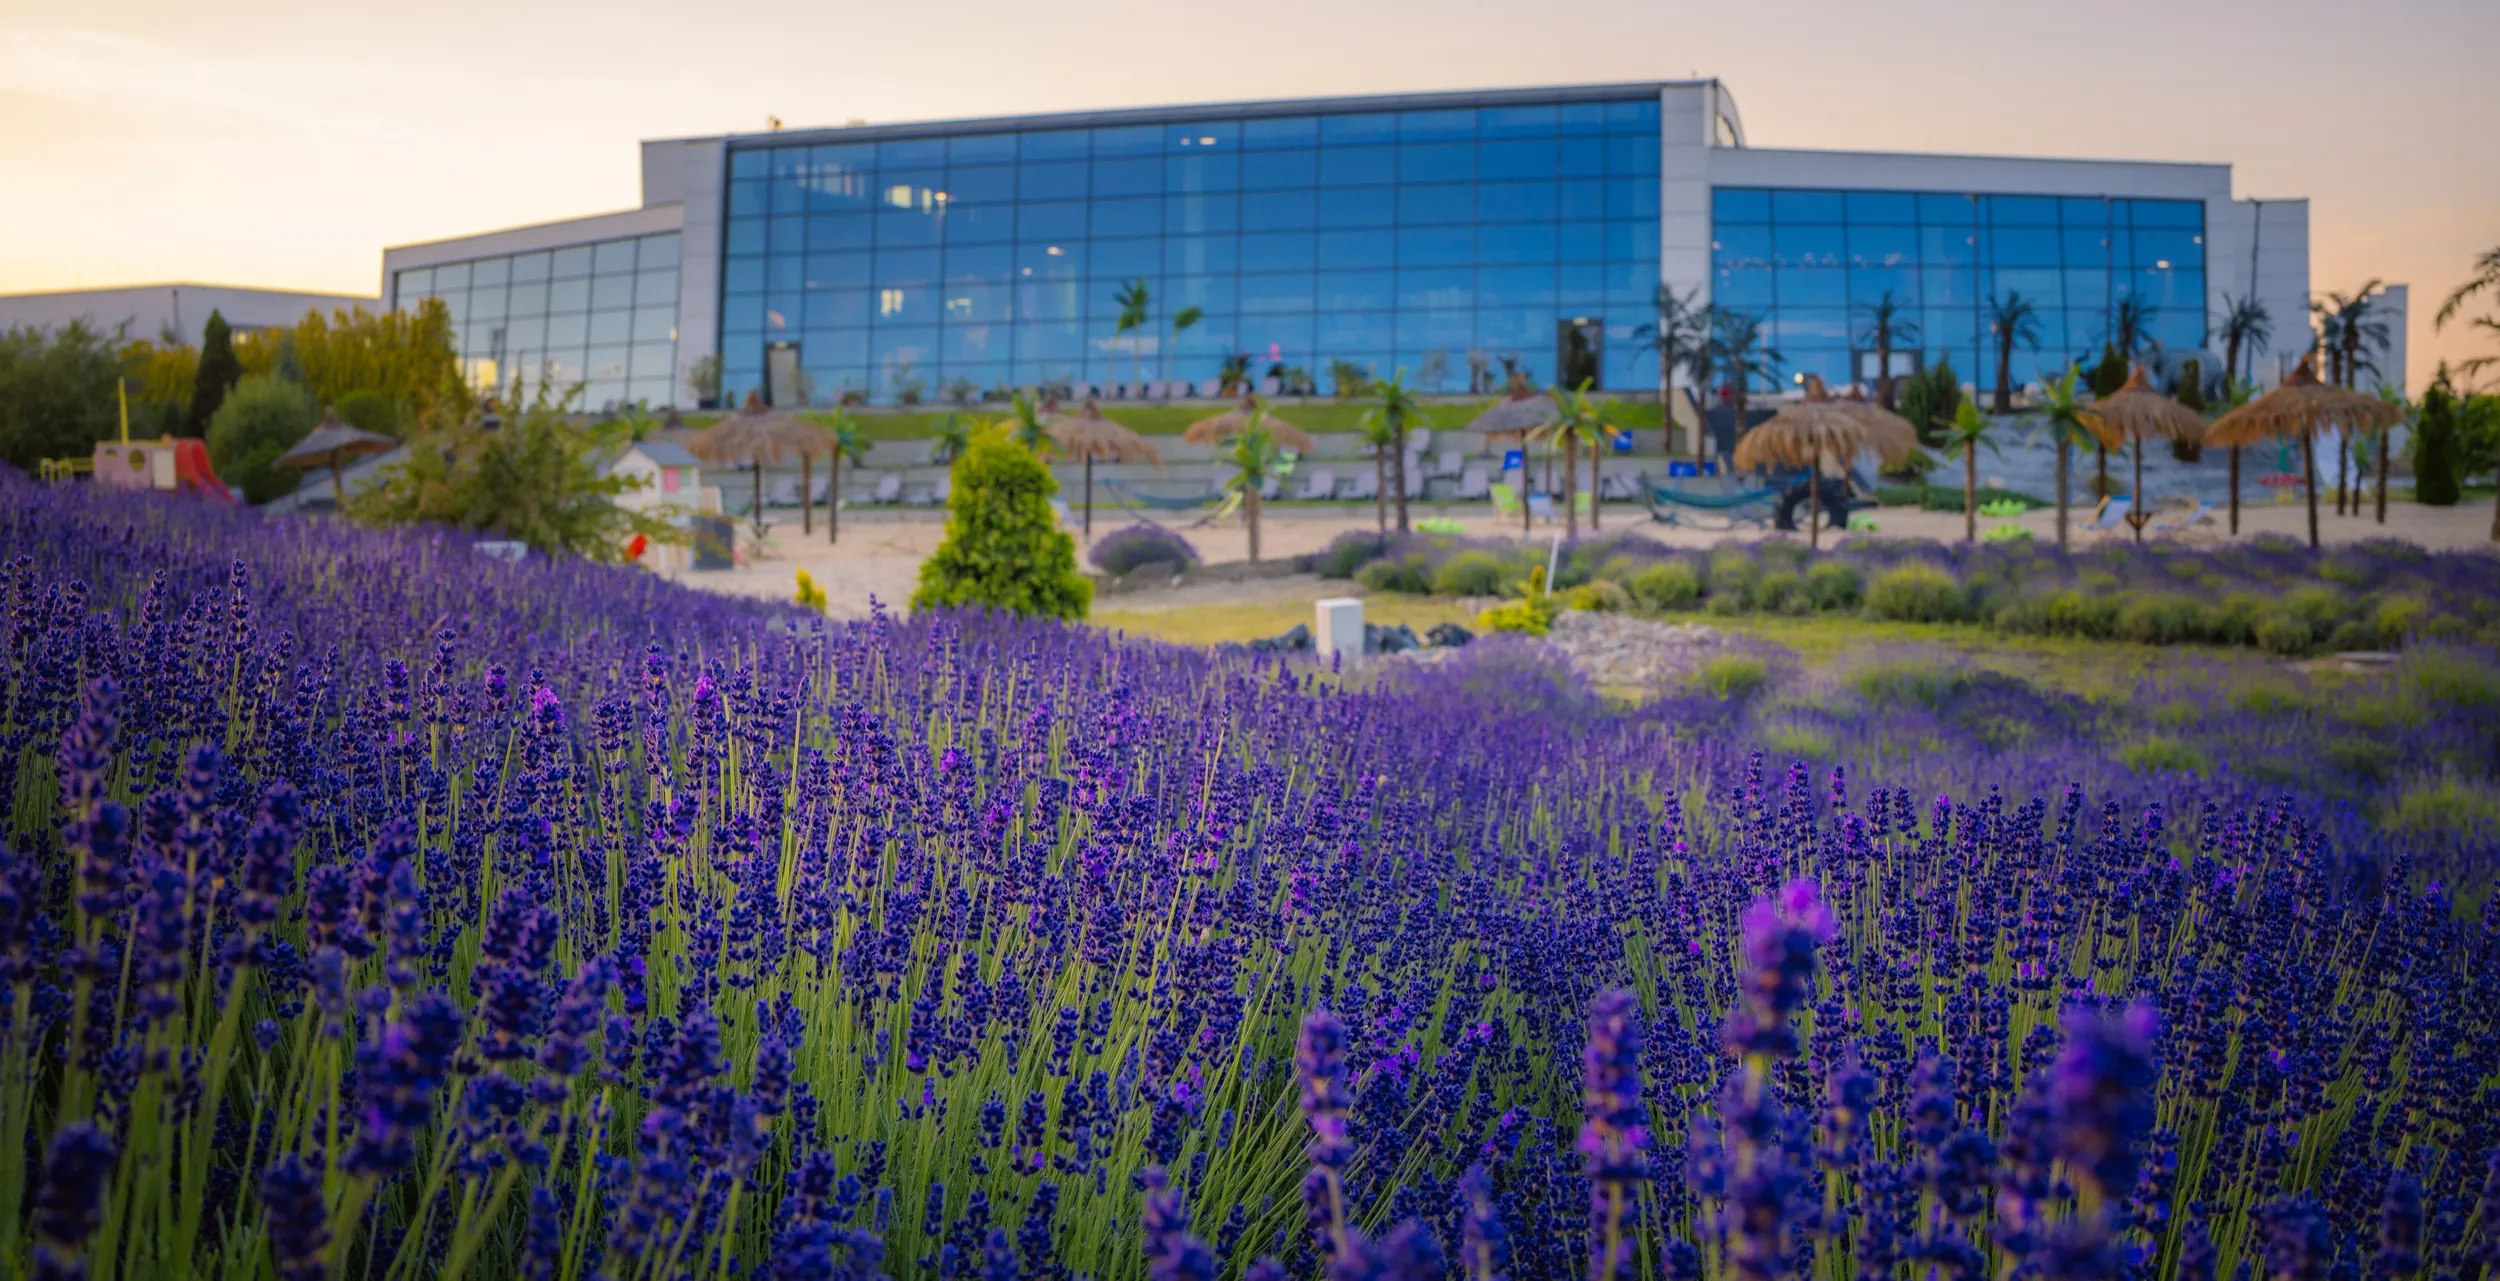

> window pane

[
  {"left": 593, "top": 240, "right": 638, "bottom": 275},
  {"left": 1241, "top": 232, "right": 1316, "bottom": 272},
  {"left": 1019, "top": 129, "right": 1090, "bottom": 161},
  {"left": 1165, "top": 235, "right": 1239, "bottom": 274},
  {"left": 947, "top": 133, "right": 1017, "bottom": 165},
  {"left": 1239, "top": 273, "right": 1315, "bottom": 314},
  {"left": 1399, "top": 142, "right": 1472, "bottom": 183},
  {"left": 1477, "top": 265, "right": 1554, "bottom": 308},
  {"left": 1319, "top": 147, "right": 1395, "bottom": 186},
  {"left": 1479, "top": 222, "right": 1557, "bottom": 266},
  {"left": 1241, "top": 189, "right": 1317, "bottom": 232},
  {"left": 943, "top": 165, "right": 1017, "bottom": 204},
  {"left": 1318, "top": 186, "right": 1397, "bottom": 229},
  {"left": 1713, "top": 187, "right": 1770, "bottom": 223},
  {"left": 591, "top": 275, "right": 634, "bottom": 310},
  {"left": 1241, "top": 115, "right": 1318, "bottom": 150},
  {"left": 1091, "top": 157, "right": 1159, "bottom": 197},
  {"left": 1090, "top": 197, "right": 1162, "bottom": 238},
  {"left": 1018, "top": 161, "right": 1089, "bottom": 201},
  {"left": 1088, "top": 237, "right": 1158, "bottom": 279},
  {"left": 1315, "top": 309, "right": 1392, "bottom": 352},
  {"left": 1166, "top": 154, "right": 1240, "bottom": 194},
  {"left": 1316, "top": 270, "right": 1394, "bottom": 310},
  {"left": 550, "top": 277, "right": 593, "bottom": 313},
  {"left": 1320, "top": 113, "right": 1395, "bottom": 146},
  {"left": 634, "top": 270, "right": 678, "bottom": 306},
  {"left": 1479, "top": 105, "right": 1558, "bottom": 138},
  {"left": 1478, "top": 139, "right": 1557, "bottom": 181},
  {"left": 1092, "top": 124, "right": 1162, "bottom": 157},
  {"left": 1773, "top": 223, "right": 1843, "bottom": 268},
  {"left": 1397, "top": 184, "right": 1474, "bottom": 226},
  {"left": 1398, "top": 266, "right": 1470, "bottom": 309},
  {"left": 1771, "top": 189, "right": 1844, "bottom": 223},
  {"left": 1985, "top": 195, "right": 2060, "bottom": 226},
  {"left": 1846, "top": 224, "right": 1917, "bottom": 267},
  {"left": 804, "top": 289, "right": 871, "bottom": 329},
  {"left": 1399, "top": 226, "right": 1474, "bottom": 267},
  {"left": 1987, "top": 226, "right": 2060, "bottom": 268},
  {"left": 1479, "top": 181, "right": 1557, "bottom": 223},
  {"left": 1316, "top": 229, "right": 1395, "bottom": 270},
  {"left": 1241, "top": 150, "right": 1317, "bottom": 190}
]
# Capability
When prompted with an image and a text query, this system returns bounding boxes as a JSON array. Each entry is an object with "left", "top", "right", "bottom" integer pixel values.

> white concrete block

[{"left": 1315, "top": 598, "right": 1364, "bottom": 665}]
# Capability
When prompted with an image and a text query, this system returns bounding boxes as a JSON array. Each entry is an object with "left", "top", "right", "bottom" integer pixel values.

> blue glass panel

[
  {"left": 1241, "top": 189, "right": 1318, "bottom": 231},
  {"left": 1320, "top": 147, "right": 1395, "bottom": 186},
  {"left": 1713, "top": 187, "right": 1771, "bottom": 223},
  {"left": 1017, "top": 241, "right": 1083, "bottom": 278},
  {"left": 1606, "top": 99, "right": 1659, "bottom": 132},
  {"left": 947, "top": 133, "right": 1016, "bottom": 165},
  {"left": 1604, "top": 135, "right": 1658, "bottom": 177},
  {"left": 2107, "top": 229, "right": 2132, "bottom": 267},
  {"left": 1478, "top": 139, "right": 1557, "bottom": 181},
  {"left": 1559, "top": 263, "right": 1608, "bottom": 306},
  {"left": 1019, "top": 129, "right": 1091, "bottom": 161},
  {"left": 1015, "top": 281, "right": 1081, "bottom": 322},
  {"left": 1398, "top": 266, "right": 1471, "bottom": 309},
  {"left": 1987, "top": 226, "right": 2060, "bottom": 268},
  {"left": 1165, "top": 196, "right": 1240, "bottom": 235},
  {"left": 1241, "top": 149, "right": 1317, "bottom": 190},
  {"left": 1091, "top": 157, "right": 1160, "bottom": 197},
  {"left": 1241, "top": 232, "right": 1316, "bottom": 272},
  {"left": 761, "top": 297, "right": 797, "bottom": 334},
  {"left": 2126, "top": 200, "right": 2203, "bottom": 229},
  {"left": 1400, "top": 108, "right": 1475, "bottom": 140},
  {"left": 1478, "top": 104, "right": 1558, "bottom": 138},
  {"left": 943, "top": 204, "right": 1015, "bottom": 244},
  {"left": 2057, "top": 196, "right": 2109, "bottom": 228},
  {"left": 1774, "top": 309, "right": 1849, "bottom": 347},
  {"left": 1479, "top": 181, "right": 1557, "bottom": 223},
  {"left": 943, "top": 283, "right": 1011, "bottom": 322},
  {"left": 1558, "top": 103, "right": 1606, "bottom": 134},
  {"left": 726, "top": 219, "right": 767, "bottom": 256},
  {"left": 1479, "top": 222, "right": 1557, "bottom": 266},
  {"left": 1478, "top": 265, "right": 1555, "bottom": 307},
  {"left": 1398, "top": 309, "right": 1474, "bottom": 348},
  {"left": 1316, "top": 270, "right": 1393, "bottom": 310},
  {"left": 1777, "top": 268, "right": 1846, "bottom": 308},
  {"left": 765, "top": 257, "right": 803, "bottom": 291},
  {"left": 1921, "top": 224, "right": 1979, "bottom": 265},
  {"left": 1165, "top": 154, "right": 1240, "bottom": 194},
  {"left": 725, "top": 259, "right": 767, "bottom": 293},
  {"left": 1848, "top": 267, "right": 1918, "bottom": 307},
  {"left": 1239, "top": 273, "right": 1315, "bottom": 314},
  {"left": 1014, "top": 161, "right": 1087, "bottom": 201},
  {"left": 1239, "top": 314, "right": 1311, "bottom": 363},
  {"left": 721, "top": 299, "right": 764, "bottom": 339},
  {"left": 1918, "top": 193, "right": 1976, "bottom": 223},
  {"left": 941, "top": 325, "right": 1004, "bottom": 362},
  {"left": 729, "top": 150, "right": 769, "bottom": 180},
  {"left": 1846, "top": 224, "right": 1917, "bottom": 267},
  {"left": 1400, "top": 142, "right": 1473, "bottom": 183},
  {"left": 2130, "top": 229, "right": 2201, "bottom": 269},
  {"left": 1844, "top": 191, "right": 1917, "bottom": 224},
  {"left": 1985, "top": 195, "right": 2060, "bottom": 226},
  {"left": 1088, "top": 237, "right": 1159, "bottom": 279},
  {"left": 1165, "top": 275, "right": 1237, "bottom": 312},
  {"left": 873, "top": 323, "right": 936, "bottom": 364},
  {"left": 1920, "top": 265, "right": 1977, "bottom": 308},
  {"left": 1924, "top": 308, "right": 1977, "bottom": 348},
  {"left": 1771, "top": 189, "right": 1845, "bottom": 223},
  {"left": 875, "top": 286, "right": 941, "bottom": 326},
  {"left": 727, "top": 180, "right": 769, "bottom": 218},
  {"left": 1017, "top": 201, "right": 1088, "bottom": 242},
  {"left": 1171, "top": 312, "right": 1235, "bottom": 353},
  {"left": 1320, "top": 113, "right": 1395, "bottom": 145},
  {"left": 1606, "top": 178, "right": 1660, "bottom": 219},
  {"left": 798, "top": 329, "right": 868, "bottom": 365},
  {"left": 873, "top": 249, "right": 941, "bottom": 287},
  {"left": 939, "top": 165, "right": 1015, "bottom": 204},
  {"left": 1316, "top": 310, "right": 1392, "bottom": 352},
  {"left": 1319, "top": 186, "right": 1397, "bottom": 229},
  {"left": 1597, "top": 222, "right": 1651, "bottom": 260},
  {"left": 2024, "top": 313, "right": 2068, "bottom": 353},
  {"left": 2059, "top": 228, "right": 2109, "bottom": 266},
  {"left": 1241, "top": 115, "right": 1318, "bottom": 149},
  {"left": 1092, "top": 124, "right": 1161, "bottom": 157},
  {"left": 1991, "top": 268, "right": 2061, "bottom": 308},
  {"left": 1316, "top": 228, "right": 1395, "bottom": 270},
  {"left": 1090, "top": 197, "right": 1162, "bottom": 238},
  {"left": 1713, "top": 225, "right": 1773, "bottom": 269},
  {"left": 876, "top": 208, "right": 941, "bottom": 248},
  {"left": 1559, "top": 180, "right": 1605, "bottom": 220},
  {"left": 2063, "top": 269, "right": 2108, "bottom": 310},
  {"left": 1785, "top": 350, "right": 1849, "bottom": 389},
  {"left": 1603, "top": 260, "right": 1658, "bottom": 297},
  {"left": 1169, "top": 121, "right": 1238, "bottom": 150},
  {"left": 1399, "top": 226, "right": 1475, "bottom": 267},
  {"left": 871, "top": 136, "right": 939, "bottom": 167},
  {"left": 1398, "top": 184, "right": 1474, "bottom": 225},
  {"left": 2149, "top": 305, "right": 2205, "bottom": 349},
  {"left": 769, "top": 216, "right": 806, "bottom": 254},
  {"left": 1559, "top": 137, "right": 1605, "bottom": 177},
  {"left": 1164, "top": 235, "right": 1239, "bottom": 274},
  {"left": 1475, "top": 307, "right": 1548, "bottom": 347},
  {"left": 1774, "top": 223, "right": 1844, "bottom": 268},
  {"left": 768, "top": 179, "right": 806, "bottom": 216}
]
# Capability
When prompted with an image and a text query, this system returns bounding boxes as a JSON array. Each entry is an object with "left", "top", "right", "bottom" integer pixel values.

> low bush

[
  {"left": 1314, "top": 533, "right": 1389, "bottom": 578},
  {"left": 1851, "top": 662, "right": 1973, "bottom": 710},
  {"left": 1693, "top": 653, "right": 1772, "bottom": 699},
  {"left": 1628, "top": 561, "right": 1703, "bottom": 610},
  {"left": 2255, "top": 613, "right": 2316, "bottom": 657},
  {"left": 1433, "top": 550, "right": 1515, "bottom": 597},
  {"left": 2384, "top": 774, "right": 2500, "bottom": 839},
  {"left": 1088, "top": 524, "right": 1200, "bottom": 576},
  {"left": 1355, "top": 555, "right": 1433, "bottom": 594},
  {"left": 2116, "top": 595, "right": 2214, "bottom": 646},
  {"left": 912, "top": 429, "right": 1091, "bottom": 620},
  {"left": 1565, "top": 580, "right": 1631, "bottom": 613},
  {"left": 1802, "top": 561, "right": 1863, "bottom": 611},
  {"left": 1865, "top": 562, "right": 1966, "bottom": 623},
  {"left": 1749, "top": 568, "right": 1805, "bottom": 614},
  {"left": 2119, "top": 737, "right": 2206, "bottom": 775}
]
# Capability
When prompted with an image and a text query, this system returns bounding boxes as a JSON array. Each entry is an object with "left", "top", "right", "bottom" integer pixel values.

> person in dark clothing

[{"left": 1773, "top": 467, "right": 1871, "bottom": 532}]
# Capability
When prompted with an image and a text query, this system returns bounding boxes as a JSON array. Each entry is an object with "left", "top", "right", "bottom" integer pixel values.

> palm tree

[
  {"left": 1941, "top": 398, "right": 2001, "bottom": 543},
  {"left": 1218, "top": 415, "right": 1292, "bottom": 563},
  {"left": 1987, "top": 292, "right": 2044, "bottom": 414},
  {"left": 2315, "top": 280, "right": 2390, "bottom": 513},
  {"left": 1367, "top": 371, "right": 1431, "bottom": 533},
  {"left": 1003, "top": 393, "right": 1051, "bottom": 453},
  {"left": 2108, "top": 294, "right": 2157, "bottom": 361},
  {"left": 1161, "top": 305, "right": 1203, "bottom": 395},
  {"left": 2218, "top": 377, "right": 2255, "bottom": 534},
  {"left": 2028, "top": 367, "right": 2095, "bottom": 551},
  {"left": 2434, "top": 245, "right": 2500, "bottom": 331},
  {"left": 1852, "top": 290, "right": 1921, "bottom": 409},
  {"left": 930, "top": 412, "right": 973, "bottom": 466},
  {"left": 1530, "top": 380, "right": 1617, "bottom": 538},
  {"left": 1355, "top": 404, "right": 1394, "bottom": 534},
  {"left": 2219, "top": 294, "right": 2273, "bottom": 391},
  {"left": 2372, "top": 383, "right": 2412, "bottom": 524},
  {"left": 1708, "top": 310, "right": 1783, "bottom": 446},
  {"left": 806, "top": 408, "right": 868, "bottom": 545},
  {"left": 1631, "top": 285, "right": 1706, "bottom": 455},
  {"left": 1112, "top": 279, "right": 1152, "bottom": 389}
]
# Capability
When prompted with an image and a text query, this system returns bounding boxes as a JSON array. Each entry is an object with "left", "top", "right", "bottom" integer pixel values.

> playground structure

[{"left": 39, "top": 379, "right": 234, "bottom": 500}]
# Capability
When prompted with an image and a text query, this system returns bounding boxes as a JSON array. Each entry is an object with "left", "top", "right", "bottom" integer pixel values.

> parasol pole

[
  {"left": 801, "top": 454, "right": 812, "bottom": 535},
  {"left": 331, "top": 458, "right": 345, "bottom": 507},
  {"left": 2228, "top": 447, "right": 2240, "bottom": 535},
  {"left": 2132, "top": 438, "right": 2145, "bottom": 544},
  {"left": 1083, "top": 453, "right": 1095, "bottom": 540},
  {"left": 2301, "top": 429, "right": 2319, "bottom": 550},
  {"left": 1807, "top": 447, "right": 1821, "bottom": 551}
]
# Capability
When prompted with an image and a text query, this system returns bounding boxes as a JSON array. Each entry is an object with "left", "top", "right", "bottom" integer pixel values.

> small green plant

[
  {"left": 1433, "top": 550, "right": 1515, "bottom": 597},
  {"left": 1356, "top": 555, "right": 1433, "bottom": 594},
  {"left": 2383, "top": 774, "right": 2500, "bottom": 839},
  {"left": 1982, "top": 523, "right": 2033, "bottom": 544},
  {"left": 912, "top": 427, "right": 1092, "bottom": 620},
  {"left": 1477, "top": 567, "right": 1561, "bottom": 636},
  {"left": 1802, "top": 561, "right": 1863, "bottom": 611},
  {"left": 2119, "top": 737, "right": 2206, "bottom": 775},
  {"left": 1693, "top": 653, "right": 1772, "bottom": 699},
  {"left": 2254, "top": 613, "right": 2315, "bottom": 657},
  {"left": 1565, "top": 580, "right": 1631, "bottom": 613},
  {"left": 794, "top": 567, "right": 828, "bottom": 612},
  {"left": 1865, "top": 562, "right": 1967, "bottom": 622},
  {"left": 1759, "top": 723, "right": 1833, "bottom": 759},
  {"left": 1851, "top": 662, "right": 1972, "bottom": 710},
  {"left": 1628, "top": 561, "right": 1703, "bottom": 610},
  {"left": 1979, "top": 498, "right": 2030, "bottom": 518},
  {"left": 1415, "top": 517, "right": 1467, "bottom": 535}
]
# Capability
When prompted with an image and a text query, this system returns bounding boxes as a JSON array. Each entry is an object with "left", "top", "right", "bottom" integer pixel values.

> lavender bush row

[{"left": 0, "top": 474, "right": 2495, "bottom": 1279}]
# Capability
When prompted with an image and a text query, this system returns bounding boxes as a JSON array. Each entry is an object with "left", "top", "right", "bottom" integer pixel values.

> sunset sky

[{"left": 4, "top": 0, "right": 2492, "bottom": 387}]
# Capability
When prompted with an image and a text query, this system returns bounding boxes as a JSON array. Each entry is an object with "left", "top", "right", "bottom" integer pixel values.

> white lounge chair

[
  {"left": 1198, "top": 378, "right": 1223, "bottom": 398},
  {"left": 2153, "top": 499, "right": 2214, "bottom": 532},
  {"left": 871, "top": 473, "right": 903, "bottom": 505},
  {"left": 1456, "top": 467, "right": 1490, "bottom": 501},
  {"left": 1403, "top": 469, "right": 1426, "bottom": 499},
  {"left": 1297, "top": 469, "right": 1338, "bottom": 501},
  {"left": 1342, "top": 470, "right": 1379, "bottom": 502},
  {"left": 1526, "top": 493, "right": 1556, "bottom": 523},
  {"left": 1600, "top": 473, "right": 1639, "bottom": 502},
  {"left": 1431, "top": 449, "right": 1465, "bottom": 480},
  {"left": 1257, "top": 376, "right": 1282, "bottom": 395}
]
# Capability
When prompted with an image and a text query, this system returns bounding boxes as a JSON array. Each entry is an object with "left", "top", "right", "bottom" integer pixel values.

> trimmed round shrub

[
  {"left": 1865, "top": 562, "right": 1966, "bottom": 623},
  {"left": 206, "top": 373, "right": 319, "bottom": 504},
  {"left": 1628, "top": 561, "right": 1703, "bottom": 610},
  {"left": 1355, "top": 555, "right": 1432, "bottom": 594},
  {"left": 912, "top": 428, "right": 1091, "bottom": 620},
  {"left": 1433, "top": 550, "right": 1515, "bottom": 598},
  {"left": 1802, "top": 561, "right": 1863, "bottom": 612},
  {"left": 2324, "top": 620, "right": 2383, "bottom": 654},
  {"left": 1749, "top": 568, "right": 1804, "bottom": 613},
  {"left": 1692, "top": 653, "right": 1771, "bottom": 698},
  {"left": 335, "top": 388, "right": 406, "bottom": 438},
  {"left": 2045, "top": 590, "right": 2121, "bottom": 639},
  {"left": 1314, "top": 533, "right": 1389, "bottom": 579},
  {"left": 1088, "top": 524, "right": 1200, "bottom": 576},
  {"left": 2116, "top": 595, "right": 2215, "bottom": 646},
  {"left": 2255, "top": 613, "right": 2315, "bottom": 657},
  {"left": 1565, "top": 580, "right": 1631, "bottom": 613}
]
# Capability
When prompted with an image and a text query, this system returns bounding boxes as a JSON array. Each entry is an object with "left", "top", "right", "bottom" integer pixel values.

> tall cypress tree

[{"left": 189, "top": 311, "right": 243, "bottom": 436}]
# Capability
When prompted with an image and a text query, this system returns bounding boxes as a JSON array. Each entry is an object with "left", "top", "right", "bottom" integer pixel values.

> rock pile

[{"left": 1539, "top": 611, "right": 1729, "bottom": 688}]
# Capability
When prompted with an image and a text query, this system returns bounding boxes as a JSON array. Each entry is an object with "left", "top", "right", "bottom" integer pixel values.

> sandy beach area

[{"left": 662, "top": 496, "right": 2500, "bottom": 617}]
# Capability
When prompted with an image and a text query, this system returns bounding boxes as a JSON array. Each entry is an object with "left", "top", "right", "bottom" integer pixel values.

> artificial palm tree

[
  {"left": 1941, "top": 398, "right": 2001, "bottom": 543},
  {"left": 2315, "top": 280, "right": 2391, "bottom": 513},
  {"left": 929, "top": 412, "right": 973, "bottom": 467},
  {"left": 1987, "top": 292, "right": 2044, "bottom": 414},
  {"left": 1708, "top": 309, "right": 1782, "bottom": 445},
  {"left": 1218, "top": 415, "right": 1292, "bottom": 563},
  {"left": 2219, "top": 293, "right": 2273, "bottom": 391},
  {"left": 1112, "top": 279, "right": 1152, "bottom": 389},
  {"left": 2372, "top": 383, "right": 2412, "bottom": 524},
  {"left": 1852, "top": 290, "right": 1921, "bottom": 409},
  {"left": 1161, "top": 305, "right": 1203, "bottom": 394},
  {"left": 1355, "top": 405, "right": 1394, "bottom": 534},
  {"left": 2108, "top": 294, "right": 2157, "bottom": 361},
  {"left": 806, "top": 407, "right": 867, "bottom": 545},
  {"left": 1631, "top": 285, "right": 1706, "bottom": 454},
  {"left": 2436, "top": 246, "right": 2500, "bottom": 386},
  {"left": 1529, "top": 380, "right": 1617, "bottom": 539},
  {"left": 1367, "top": 371, "right": 1431, "bottom": 533},
  {"left": 1002, "top": 392, "right": 1052, "bottom": 453},
  {"left": 2028, "top": 368, "right": 2096, "bottom": 551}
]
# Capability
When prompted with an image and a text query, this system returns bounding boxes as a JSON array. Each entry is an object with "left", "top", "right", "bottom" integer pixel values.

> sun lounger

[
  {"left": 1527, "top": 493, "right": 1556, "bottom": 523},
  {"left": 1297, "top": 469, "right": 1338, "bottom": 501},
  {"left": 1456, "top": 467, "right": 1490, "bottom": 501},
  {"left": 1432, "top": 449, "right": 1465, "bottom": 481},
  {"left": 870, "top": 473, "right": 903, "bottom": 505},
  {"left": 2152, "top": 499, "right": 2214, "bottom": 533},
  {"left": 1600, "top": 473, "right": 1638, "bottom": 502},
  {"left": 2084, "top": 497, "right": 2131, "bottom": 533},
  {"left": 1342, "top": 470, "right": 1379, "bottom": 502},
  {"left": 1490, "top": 482, "right": 1523, "bottom": 521}
]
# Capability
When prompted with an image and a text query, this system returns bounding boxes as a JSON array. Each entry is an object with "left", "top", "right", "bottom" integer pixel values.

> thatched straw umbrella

[
  {"left": 2081, "top": 367, "right": 2206, "bottom": 543},
  {"left": 1470, "top": 376, "right": 1561, "bottom": 527},
  {"left": 2208, "top": 354, "right": 2403, "bottom": 549},
  {"left": 1733, "top": 378, "right": 1917, "bottom": 549},
  {"left": 1047, "top": 398, "right": 1160, "bottom": 539},
  {"left": 1185, "top": 395, "right": 1314, "bottom": 453},
  {"left": 275, "top": 408, "right": 394, "bottom": 507},
  {"left": 690, "top": 391, "right": 830, "bottom": 534}
]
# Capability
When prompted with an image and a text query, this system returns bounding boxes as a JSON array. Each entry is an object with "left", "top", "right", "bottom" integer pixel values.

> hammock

[
  {"left": 1103, "top": 478, "right": 1222, "bottom": 512},
  {"left": 1642, "top": 473, "right": 1786, "bottom": 529}
]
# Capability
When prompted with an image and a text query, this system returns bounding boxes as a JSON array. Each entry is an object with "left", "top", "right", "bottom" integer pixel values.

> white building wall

[
  {"left": 2374, "top": 284, "right": 2408, "bottom": 395},
  {"left": 668, "top": 139, "right": 728, "bottom": 407},
  {"left": 2205, "top": 197, "right": 2311, "bottom": 388},
  {"left": 1656, "top": 84, "right": 1714, "bottom": 393}
]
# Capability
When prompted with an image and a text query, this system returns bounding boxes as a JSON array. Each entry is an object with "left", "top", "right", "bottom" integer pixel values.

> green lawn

[{"left": 1093, "top": 595, "right": 1482, "bottom": 646}]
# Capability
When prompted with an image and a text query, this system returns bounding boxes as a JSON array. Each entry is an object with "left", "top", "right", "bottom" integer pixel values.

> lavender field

[{"left": 2, "top": 473, "right": 2497, "bottom": 1280}]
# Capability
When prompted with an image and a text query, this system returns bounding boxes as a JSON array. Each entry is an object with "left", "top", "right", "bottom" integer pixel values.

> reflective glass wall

[
  {"left": 391, "top": 232, "right": 682, "bottom": 409},
  {"left": 718, "top": 98, "right": 1663, "bottom": 404},
  {"left": 1710, "top": 188, "right": 2206, "bottom": 393}
]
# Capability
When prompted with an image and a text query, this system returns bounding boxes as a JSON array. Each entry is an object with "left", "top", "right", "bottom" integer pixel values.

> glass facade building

[
  {"left": 390, "top": 232, "right": 681, "bottom": 407},
  {"left": 715, "top": 94, "right": 1665, "bottom": 405},
  {"left": 1710, "top": 187, "right": 2206, "bottom": 391}
]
